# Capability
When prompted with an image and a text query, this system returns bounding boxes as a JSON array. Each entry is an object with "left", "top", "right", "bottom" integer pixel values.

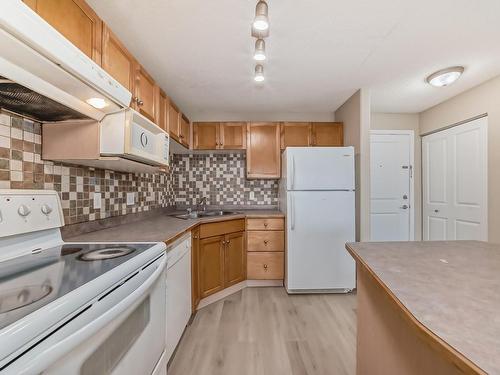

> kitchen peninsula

[{"left": 346, "top": 241, "right": 500, "bottom": 375}]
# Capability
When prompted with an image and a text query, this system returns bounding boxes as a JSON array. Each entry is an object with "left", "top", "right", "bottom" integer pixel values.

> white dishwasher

[{"left": 166, "top": 233, "right": 192, "bottom": 363}]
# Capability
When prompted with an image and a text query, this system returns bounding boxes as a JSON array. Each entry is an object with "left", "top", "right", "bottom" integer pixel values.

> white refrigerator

[{"left": 279, "top": 147, "right": 356, "bottom": 293}]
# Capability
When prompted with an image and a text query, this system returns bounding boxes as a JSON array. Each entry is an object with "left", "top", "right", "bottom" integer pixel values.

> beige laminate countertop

[
  {"left": 65, "top": 210, "right": 284, "bottom": 244},
  {"left": 346, "top": 240, "right": 500, "bottom": 375}
]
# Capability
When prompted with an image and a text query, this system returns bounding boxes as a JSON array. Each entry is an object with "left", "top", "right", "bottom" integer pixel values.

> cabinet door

[
  {"left": 158, "top": 90, "right": 168, "bottom": 132},
  {"left": 31, "top": 0, "right": 102, "bottom": 63},
  {"left": 168, "top": 101, "right": 181, "bottom": 141},
  {"left": 246, "top": 122, "right": 281, "bottom": 179},
  {"left": 193, "top": 122, "right": 219, "bottom": 150},
  {"left": 312, "top": 122, "right": 343, "bottom": 146},
  {"left": 220, "top": 122, "right": 246, "bottom": 150},
  {"left": 133, "top": 65, "right": 158, "bottom": 123},
  {"left": 281, "top": 122, "right": 311, "bottom": 149},
  {"left": 199, "top": 235, "right": 225, "bottom": 298},
  {"left": 224, "top": 232, "right": 246, "bottom": 287},
  {"left": 101, "top": 24, "right": 134, "bottom": 96},
  {"left": 191, "top": 228, "right": 200, "bottom": 312},
  {"left": 180, "top": 115, "right": 191, "bottom": 148}
]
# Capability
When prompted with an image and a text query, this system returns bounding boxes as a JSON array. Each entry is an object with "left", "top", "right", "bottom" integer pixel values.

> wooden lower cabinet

[
  {"left": 247, "top": 216, "right": 285, "bottom": 281},
  {"left": 199, "top": 235, "right": 225, "bottom": 298},
  {"left": 197, "top": 220, "right": 247, "bottom": 299},
  {"left": 247, "top": 252, "right": 284, "bottom": 280},
  {"left": 224, "top": 232, "right": 246, "bottom": 287}
]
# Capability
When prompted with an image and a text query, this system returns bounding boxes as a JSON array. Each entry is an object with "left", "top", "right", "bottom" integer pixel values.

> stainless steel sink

[{"left": 173, "top": 210, "right": 239, "bottom": 220}]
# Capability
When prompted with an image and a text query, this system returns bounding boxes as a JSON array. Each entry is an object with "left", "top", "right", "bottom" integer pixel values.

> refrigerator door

[
  {"left": 286, "top": 190, "right": 355, "bottom": 292},
  {"left": 285, "top": 147, "right": 355, "bottom": 191}
]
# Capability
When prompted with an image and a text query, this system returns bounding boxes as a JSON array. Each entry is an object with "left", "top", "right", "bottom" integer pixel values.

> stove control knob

[
  {"left": 41, "top": 204, "right": 53, "bottom": 215},
  {"left": 18, "top": 204, "right": 31, "bottom": 217}
]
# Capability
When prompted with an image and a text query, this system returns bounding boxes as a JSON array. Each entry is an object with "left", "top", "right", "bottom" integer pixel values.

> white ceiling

[{"left": 88, "top": 0, "right": 500, "bottom": 119}]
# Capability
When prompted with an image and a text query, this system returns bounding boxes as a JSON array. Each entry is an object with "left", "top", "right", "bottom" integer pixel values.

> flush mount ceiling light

[
  {"left": 254, "top": 64, "right": 265, "bottom": 82},
  {"left": 426, "top": 66, "right": 464, "bottom": 87},
  {"left": 254, "top": 39, "right": 266, "bottom": 61},
  {"left": 86, "top": 97, "right": 108, "bottom": 109},
  {"left": 253, "top": 1, "right": 269, "bottom": 31}
]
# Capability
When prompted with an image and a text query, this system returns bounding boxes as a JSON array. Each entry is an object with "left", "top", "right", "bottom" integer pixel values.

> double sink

[{"left": 173, "top": 209, "right": 240, "bottom": 220}]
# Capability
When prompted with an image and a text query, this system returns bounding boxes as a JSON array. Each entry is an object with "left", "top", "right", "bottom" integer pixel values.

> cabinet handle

[
  {"left": 263, "top": 222, "right": 268, "bottom": 228},
  {"left": 263, "top": 264, "right": 268, "bottom": 270},
  {"left": 263, "top": 240, "right": 268, "bottom": 245}
]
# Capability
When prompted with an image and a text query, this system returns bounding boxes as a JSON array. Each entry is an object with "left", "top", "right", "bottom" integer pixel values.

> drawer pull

[
  {"left": 264, "top": 222, "right": 268, "bottom": 228},
  {"left": 263, "top": 264, "right": 268, "bottom": 270},
  {"left": 263, "top": 240, "right": 268, "bottom": 245}
]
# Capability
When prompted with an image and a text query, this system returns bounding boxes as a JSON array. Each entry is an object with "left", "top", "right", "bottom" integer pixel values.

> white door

[
  {"left": 286, "top": 190, "right": 355, "bottom": 292},
  {"left": 370, "top": 132, "right": 413, "bottom": 241},
  {"left": 284, "top": 147, "right": 355, "bottom": 191},
  {"left": 422, "top": 117, "right": 488, "bottom": 241}
]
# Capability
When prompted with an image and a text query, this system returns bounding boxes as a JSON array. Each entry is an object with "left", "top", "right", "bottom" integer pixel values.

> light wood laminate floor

[{"left": 168, "top": 287, "right": 357, "bottom": 375}]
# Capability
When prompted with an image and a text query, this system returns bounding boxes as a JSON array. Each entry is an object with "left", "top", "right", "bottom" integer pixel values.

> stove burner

[
  {"left": 79, "top": 247, "right": 135, "bottom": 261},
  {"left": 0, "top": 285, "right": 53, "bottom": 313}
]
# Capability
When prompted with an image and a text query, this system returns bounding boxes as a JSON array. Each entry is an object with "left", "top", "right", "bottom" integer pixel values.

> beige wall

[
  {"left": 371, "top": 113, "right": 422, "bottom": 240},
  {"left": 335, "top": 89, "right": 371, "bottom": 241},
  {"left": 419, "top": 75, "right": 500, "bottom": 243}
]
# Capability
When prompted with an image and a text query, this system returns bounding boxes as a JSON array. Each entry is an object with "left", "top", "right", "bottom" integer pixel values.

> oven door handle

[{"left": 9, "top": 256, "right": 166, "bottom": 375}]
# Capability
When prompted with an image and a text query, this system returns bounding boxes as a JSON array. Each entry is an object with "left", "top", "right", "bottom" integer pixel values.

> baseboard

[{"left": 197, "top": 279, "right": 284, "bottom": 310}]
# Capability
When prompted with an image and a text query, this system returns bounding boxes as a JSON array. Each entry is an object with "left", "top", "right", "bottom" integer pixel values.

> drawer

[
  {"left": 247, "top": 252, "right": 284, "bottom": 280},
  {"left": 246, "top": 218, "right": 284, "bottom": 231},
  {"left": 247, "top": 231, "right": 284, "bottom": 252},
  {"left": 199, "top": 219, "right": 245, "bottom": 239}
]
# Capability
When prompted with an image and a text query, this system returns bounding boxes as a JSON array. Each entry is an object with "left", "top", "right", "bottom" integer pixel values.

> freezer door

[
  {"left": 285, "top": 147, "right": 355, "bottom": 191},
  {"left": 286, "top": 191, "right": 355, "bottom": 291}
]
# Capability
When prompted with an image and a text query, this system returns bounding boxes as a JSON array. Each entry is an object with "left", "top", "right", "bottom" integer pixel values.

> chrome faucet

[{"left": 196, "top": 197, "right": 207, "bottom": 212}]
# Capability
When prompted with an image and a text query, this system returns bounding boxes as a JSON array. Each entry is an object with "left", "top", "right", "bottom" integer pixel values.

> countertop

[
  {"left": 346, "top": 240, "right": 500, "bottom": 374},
  {"left": 65, "top": 209, "right": 284, "bottom": 244}
]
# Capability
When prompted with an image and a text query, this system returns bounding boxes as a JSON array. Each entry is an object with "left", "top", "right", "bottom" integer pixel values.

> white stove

[{"left": 0, "top": 190, "right": 167, "bottom": 375}]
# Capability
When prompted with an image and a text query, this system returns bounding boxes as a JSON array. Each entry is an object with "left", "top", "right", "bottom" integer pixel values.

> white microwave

[{"left": 100, "top": 109, "right": 170, "bottom": 167}]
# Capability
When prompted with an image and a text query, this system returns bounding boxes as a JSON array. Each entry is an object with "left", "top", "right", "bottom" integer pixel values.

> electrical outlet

[
  {"left": 126, "top": 192, "right": 135, "bottom": 206},
  {"left": 93, "top": 192, "right": 101, "bottom": 209}
]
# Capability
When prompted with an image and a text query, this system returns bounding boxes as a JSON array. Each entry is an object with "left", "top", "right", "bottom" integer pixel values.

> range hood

[{"left": 0, "top": 1, "right": 132, "bottom": 122}]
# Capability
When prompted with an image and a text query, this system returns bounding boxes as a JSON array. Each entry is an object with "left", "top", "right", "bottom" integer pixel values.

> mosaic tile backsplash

[
  {"left": 0, "top": 112, "right": 175, "bottom": 225},
  {"left": 0, "top": 112, "right": 278, "bottom": 225},
  {"left": 172, "top": 154, "right": 279, "bottom": 206}
]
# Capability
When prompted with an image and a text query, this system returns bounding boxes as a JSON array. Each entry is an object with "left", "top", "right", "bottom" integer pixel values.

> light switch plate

[
  {"left": 126, "top": 192, "right": 135, "bottom": 206},
  {"left": 93, "top": 192, "right": 101, "bottom": 209}
]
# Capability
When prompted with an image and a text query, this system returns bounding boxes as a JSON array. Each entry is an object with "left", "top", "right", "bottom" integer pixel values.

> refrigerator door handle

[
  {"left": 290, "top": 194, "right": 295, "bottom": 230},
  {"left": 291, "top": 155, "right": 295, "bottom": 190}
]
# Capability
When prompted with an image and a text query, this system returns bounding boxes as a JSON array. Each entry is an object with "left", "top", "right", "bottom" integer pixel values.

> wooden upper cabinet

[
  {"left": 101, "top": 23, "right": 134, "bottom": 96},
  {"left": 220, "top": 122, "right": 246, "bottom": 150},
  {"left": 193, "top": 122, "right": 247, "bottom": 150},
  {"left": 246, "top": 122, "right": 281, "bottom": 179},
  {"left": 224, "top": 231, "right": 246, "bottom": 287},
  {"left": 312, "top": 122, "right": 343, "bottom": 146},
  {"left": 133, "top": 65, "right": 158, "bottom": 123},
  {"left": 28, "top": 0, "right": 102, "bottom": 63},
  {"left": 158, "top": 90, "right": 168, "bottom": 132},
  {"left": 193, "top": 122, "right": 219, "bottom": 150},
  {"left": 180, "top": 114, "right": 191, "bottom": 148},
  {"left": 168, "top": 100, "right": 181, "bottom": 141},
  {"left": 281, "top": 122, "right": 311, "bottom": 149}
]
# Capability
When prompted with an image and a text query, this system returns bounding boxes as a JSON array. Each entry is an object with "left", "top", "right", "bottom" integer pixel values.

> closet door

[{"left": 422, "top": 117, "right": 488, "bottom": 241}]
